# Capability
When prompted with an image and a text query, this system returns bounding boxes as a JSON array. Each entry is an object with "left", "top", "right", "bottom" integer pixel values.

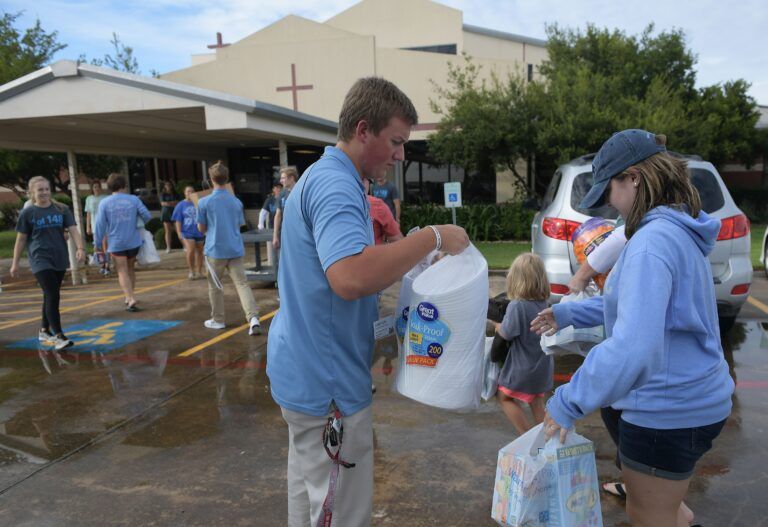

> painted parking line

[
  {"left": 0, "top": 296, "right": 113, "bottom": 308},
  {"left": 747, "top": 296, "right": 768, "bottom": 316},
  {"left": 0, "top": 278, "right": 186, "bottom": 331},
  {"left": 178, "top": 309, "right": 278, "bottom": 357}
]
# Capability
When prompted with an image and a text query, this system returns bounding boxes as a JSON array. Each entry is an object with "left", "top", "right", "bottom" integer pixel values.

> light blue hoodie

[{"left": 548, "top": 206, "right": 734, "bottom": 430}]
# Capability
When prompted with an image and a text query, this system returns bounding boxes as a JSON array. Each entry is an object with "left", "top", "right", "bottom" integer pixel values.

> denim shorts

[{"left": 617, "top": 417, "right": 726, "bottom": 480}]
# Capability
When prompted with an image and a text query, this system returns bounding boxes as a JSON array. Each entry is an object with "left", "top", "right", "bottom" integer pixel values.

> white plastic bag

[
  {"left": 491, "top": 423, "right": 603, "bottom": 526},
  {"left": 482, "top": 337, "right": 500, "bottom": 402},
  {"left": 137, "top": 228, "right": 161, "bottom": 265},
  {"left": 540, "top": 288, "right": 604, "bottom": 357},
  {"left": 395, "top": 244, "right": 489, "bottom": 410}
]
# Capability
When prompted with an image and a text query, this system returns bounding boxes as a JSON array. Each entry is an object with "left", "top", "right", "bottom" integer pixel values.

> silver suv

[{"left": 531, "top": 153, "right": 753, "bottom": 329}]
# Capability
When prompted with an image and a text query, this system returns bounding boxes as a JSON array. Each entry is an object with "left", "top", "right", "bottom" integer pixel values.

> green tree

[
  {"left": 83, "top": 32, "right": 140, "bottom": 74},
  {"left": 0, "top": 12, "right": 68, "bottom": 195},
  {"left": 0, "top": 12, "right": 66, "bottom": 84},
  {"left": 428, "top": 23, "right": 762, "bottom": 201},
  {"left": 428, "top": 55, "right": 538, "bottom": 196}
]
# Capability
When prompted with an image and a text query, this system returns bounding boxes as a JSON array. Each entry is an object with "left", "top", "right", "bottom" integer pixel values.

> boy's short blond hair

[{"left": 505, "top": 253, "right": 550, "bottom": 301}]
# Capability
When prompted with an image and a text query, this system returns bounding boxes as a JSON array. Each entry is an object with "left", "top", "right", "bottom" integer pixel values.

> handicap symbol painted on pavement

[{"left": 7, "top": 319, "right": 181, "bottom": 352}]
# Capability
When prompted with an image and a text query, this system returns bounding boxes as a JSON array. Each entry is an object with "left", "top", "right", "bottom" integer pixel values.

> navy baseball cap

[{"left": 580, "top": 129, "right": 667, "bottom": 209}]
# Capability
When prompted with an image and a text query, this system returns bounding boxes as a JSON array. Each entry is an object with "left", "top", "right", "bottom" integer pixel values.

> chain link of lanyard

[{"left": 316, "top": 409, "right": 356, "bottom": 527}]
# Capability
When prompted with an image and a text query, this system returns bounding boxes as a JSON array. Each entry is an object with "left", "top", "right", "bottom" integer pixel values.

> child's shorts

[{"left": 497, "top": 386, "right": 546, "bottom": 404}]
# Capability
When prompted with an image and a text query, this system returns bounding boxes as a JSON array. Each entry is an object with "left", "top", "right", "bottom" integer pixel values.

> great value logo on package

[{"left": 406, "top": 301, "right": 452, "bottom": 367}]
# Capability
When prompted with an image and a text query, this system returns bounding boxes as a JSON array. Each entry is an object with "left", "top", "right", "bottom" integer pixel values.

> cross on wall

[{"left": 276, "top": 63, "right": 313, "bottom": 112}]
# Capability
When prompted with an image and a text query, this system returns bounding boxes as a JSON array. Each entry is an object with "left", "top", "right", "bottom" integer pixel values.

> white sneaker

[
  {"left": 38, "top": 329, "right": 54, "bottom": 342},
  {"left": 50, "top": 334, "right": 73, "bottom": 351},
  {"left": 204, "top": 319, "right": 226, "bottom": 330},
  {"left": 249, "top": 317, "right": 262, "bottom": 336},
  {"left": 165, "top": 247, "right": 172, "bottom": 254},
  {"left": 188, "top": 272, "right": 195, "bottom": 280}
]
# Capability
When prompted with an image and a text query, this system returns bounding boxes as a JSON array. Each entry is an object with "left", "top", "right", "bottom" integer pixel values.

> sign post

[{"left": 443, "top": 182, "right": 462, "bottom": 225}]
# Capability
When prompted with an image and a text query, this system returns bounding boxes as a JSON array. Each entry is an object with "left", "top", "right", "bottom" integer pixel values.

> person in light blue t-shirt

[
  {"left": 172, "top": 185, "right": 204, "bottom": 280},
  {"left": 196, "top": 162, "right": 261, "bottom": 335},
  {"left": 266, "top": 77, "right": 469, "bottom": 527},
  {"left": 532, "top": 130, "right": 733, "bottom": 526},
  {"left": 94, "top": 172, "right": 151, "bottom": 312}
]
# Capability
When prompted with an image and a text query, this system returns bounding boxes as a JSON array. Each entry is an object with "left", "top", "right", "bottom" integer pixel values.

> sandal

[
  {"left": 126, "top": 302, "right": 139, "bottom": 312},
  {"left": 602, "top": 482, "right": 626, "bottom": 498}
]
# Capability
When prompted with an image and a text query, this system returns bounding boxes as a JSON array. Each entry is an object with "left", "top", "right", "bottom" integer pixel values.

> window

[
  {"left": 541, "top": 170, "right": 561, "bottom": 209},
  {"left": 527, "top": 64, "right": 533, "bottom": 82},
  {"left": 570, "top": 167, "right": 725, "bottom": 219},
  {"left": 570, "top": 172, "right": 620, "bottom": 219},
  {"left": 401, "top": 44, "right": 457, "bottom": 55},
  {"left": 689, "top": 168, "right": 725, "bottom": 213}
]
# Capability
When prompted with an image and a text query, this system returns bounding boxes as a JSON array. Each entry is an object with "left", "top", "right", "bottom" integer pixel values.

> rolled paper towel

[{"left": 395, "top": 244, "right": 489, "bottom": 410}]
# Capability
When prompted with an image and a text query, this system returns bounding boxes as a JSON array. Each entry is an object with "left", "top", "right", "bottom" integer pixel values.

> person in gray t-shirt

[
  {"left": 371, "top": 176, "right": 400, "bottom": 222},
  {"left": 492, "top": 253, "right": 553, "bottom": 436},
  {"left": 10, "top": 176, "right": 85, "bottom": 351}
]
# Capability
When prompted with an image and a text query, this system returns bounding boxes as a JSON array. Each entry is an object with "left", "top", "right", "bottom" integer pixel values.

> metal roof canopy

[{"left": 0, "top": 60, "right": 338, "bottom": 160}]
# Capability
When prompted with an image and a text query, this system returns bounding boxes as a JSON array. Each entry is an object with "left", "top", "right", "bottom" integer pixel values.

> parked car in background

[{"left": 532, "top": 153, "right": 752, "bottom": 331}]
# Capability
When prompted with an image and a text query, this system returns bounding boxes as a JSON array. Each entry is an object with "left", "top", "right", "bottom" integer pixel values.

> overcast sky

[{"left": 6, "top": 0, "right": 768, "bottom": 104}]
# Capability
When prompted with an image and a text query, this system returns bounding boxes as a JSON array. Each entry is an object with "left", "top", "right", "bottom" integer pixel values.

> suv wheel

[
  {"left": 719, "top": 315, "right": 737, "bottom": 335},
  {"left": 764, "top": 245, "right": 768, "bottom": 279}
]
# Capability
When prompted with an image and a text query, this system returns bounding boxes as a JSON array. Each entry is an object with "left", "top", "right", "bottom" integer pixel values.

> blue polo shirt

[
  {"left": 196, "top": 189, "right": 245, "bottom": 259},
  {"left": 266, "top": 146, "right": 377, "bottom": 417}
]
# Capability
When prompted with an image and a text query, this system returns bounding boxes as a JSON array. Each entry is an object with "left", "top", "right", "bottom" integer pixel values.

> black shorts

[
  {"left": 111, "top": 246, "right": 141, "bottom": 258},
  {"left": 616, "top": 417, "right": 726, "bottom": 480},
  {"left": 161, "top": 208, "right": 174, "bottom": 222}
]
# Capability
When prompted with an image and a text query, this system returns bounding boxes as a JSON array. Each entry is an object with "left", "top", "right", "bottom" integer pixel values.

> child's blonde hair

[{"left": 505, "top": 253, "right": 549, "bottom": 301}]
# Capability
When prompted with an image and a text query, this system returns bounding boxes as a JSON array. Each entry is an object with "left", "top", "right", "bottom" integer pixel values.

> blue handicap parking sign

[
  {"left": 449, "top": 193, "right": 458, "bottom": 202},
  {"left": 8, "top": 319, "right": 181, "bottom": 352}
]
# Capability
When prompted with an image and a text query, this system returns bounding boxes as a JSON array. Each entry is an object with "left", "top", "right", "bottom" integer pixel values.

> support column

[
  {"left": 394, "top": 161, "right": 404, "bottom": 203},
  {"left": 66, "top": 151, "right": 85, "bottom": 285},
  {"left": 278, "top": 139, "right": 288, "bottom": 168},
  {"left": 122, "top": 158, "right": 130, "bottom": 193},
  {"left": 153, "top": 158, "right": 161, "bottom": 201},
  {"left": 202, "top": 160, "right": 209, "bottom": 187}
]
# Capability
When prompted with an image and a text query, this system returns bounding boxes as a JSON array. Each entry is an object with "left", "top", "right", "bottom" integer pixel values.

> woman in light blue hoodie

[{"left": 533, "top": 130, "right": 734, "bottom": 527}]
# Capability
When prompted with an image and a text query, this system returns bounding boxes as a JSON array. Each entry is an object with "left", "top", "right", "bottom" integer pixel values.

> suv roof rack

[
  {"left": 668, "top": 151, "right": 703, "bottom": 161},
  {"left": 570, "top": 151, "right": 703, "bottom": 164}
]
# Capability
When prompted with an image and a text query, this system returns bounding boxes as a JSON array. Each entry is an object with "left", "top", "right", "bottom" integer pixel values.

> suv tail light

[
  {"left": 542, "top": 217, "right": 582, "bottom": 241},
  {"left": 731, "top": 284, "right": 750, "bottom": 295},
  {"left": 551, "top": 284, "right": 570, "bottom": 294},
  {"left": 717, "top": 214, "right": 750, "bottom": 241}
]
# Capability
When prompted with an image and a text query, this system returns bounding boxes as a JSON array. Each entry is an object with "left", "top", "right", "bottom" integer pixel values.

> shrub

[
  {"left": 400, "top": 202, "right": 536, "bottom": 242},
  {"left": 731, "top": 188, "right": 768, "bottom": 224},
  {"left": 0, "top": 200, "right": 23, "bottom": 230},
  {"left": 52, "top": 193, "right": 72, "bottom": 208},
  {"left": 153, "top": 227, "right": 182, "bottom": 250},
  {"left": 145, "top": 217, "right": 163, "bottom": 234}
]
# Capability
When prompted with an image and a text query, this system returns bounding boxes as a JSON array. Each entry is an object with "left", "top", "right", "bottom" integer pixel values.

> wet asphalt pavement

[{"left": 0, "top": 254, "right": 766, "bottom": 526}]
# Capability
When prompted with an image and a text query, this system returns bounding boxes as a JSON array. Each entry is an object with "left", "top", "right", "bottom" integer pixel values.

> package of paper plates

[
  {"left": 394, "top": 249, "right": 440, "bottom": 353},
  {"left": 395, "top": 244, "right": 489, "bottom": 410}
]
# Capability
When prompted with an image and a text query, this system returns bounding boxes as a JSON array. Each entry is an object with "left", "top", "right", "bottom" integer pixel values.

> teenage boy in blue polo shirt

[
  {"left": 266, "top": 77, "right": 469, "bottom": 527},
  {"left": 196, "top": 162, "right": 261, "bottom": 335}
]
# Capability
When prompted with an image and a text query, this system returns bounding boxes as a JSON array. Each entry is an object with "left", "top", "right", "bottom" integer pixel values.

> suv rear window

[
  {"left": 689, "top": 168, "right": 725, "bottom": 213},
  {"left": 570, "top": 172, "right": 620, "bottom": 219},
  {"left": 571, "top": 168, "right": 725, "bottom": 217}
]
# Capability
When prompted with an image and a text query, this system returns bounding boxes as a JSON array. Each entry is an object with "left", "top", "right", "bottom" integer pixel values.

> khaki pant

[
  {"left": 281, "top": 405, "right": 373, "bottom": 527},
  {"left": 206, "top": 256, "right": 259, "bottom": 324}
]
